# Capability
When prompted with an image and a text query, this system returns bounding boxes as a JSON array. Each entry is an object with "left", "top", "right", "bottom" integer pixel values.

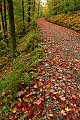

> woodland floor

[{"left": 1, "top": 18, "right": 80, "bottom": 120}]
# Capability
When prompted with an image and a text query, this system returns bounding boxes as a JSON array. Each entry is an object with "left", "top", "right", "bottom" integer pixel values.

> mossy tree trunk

[{"left": 7, "top": 0, "right": 16, "bottom": 57}]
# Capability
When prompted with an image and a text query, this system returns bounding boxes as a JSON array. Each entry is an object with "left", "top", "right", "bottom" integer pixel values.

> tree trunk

[
  {"left": 7, "top": 0, "right": 16, "bottom": 57},
  {"left": 38, "top": 1, "right": 40, "bottom": 17},
  {"left": 4, "top": 0, "right": 8, "bottom": 45},
  {"left": 33, "top": 0, "right": 35, "bottom": 17},
  {"left": 28, "top": 0, "right": 31, "bottom": 27},
  {"left": 1, "top": 0, "right": 5, "bottom": 39},
  {"left": 4, "top": 0, "right": 9, "bottom": 45},
  {"left": 22, "top": 0, "right": 25, "bottom": 31}
]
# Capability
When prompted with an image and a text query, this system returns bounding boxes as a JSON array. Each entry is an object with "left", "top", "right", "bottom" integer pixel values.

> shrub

[
  {"left": 26, "top": 29, "right": 40, "bottom": 52},
  {"left": 0, "top": 40, "right": 10, "bottom": 56}
]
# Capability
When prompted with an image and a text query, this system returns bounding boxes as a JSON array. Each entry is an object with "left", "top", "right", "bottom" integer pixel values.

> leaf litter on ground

[{"left": 0, "top": 18, "right": 80, "bottom": 119}]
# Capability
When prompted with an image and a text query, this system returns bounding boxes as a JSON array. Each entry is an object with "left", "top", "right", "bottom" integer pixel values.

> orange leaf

[
  {"left": 78, "top": 107, "right": 80, "bottom": 112},
  {"left": 46, "top": 84, "right": 51, "bottom": 89},
  {"left": 70, "top": 90, "right": 75, "bottom": 94}
]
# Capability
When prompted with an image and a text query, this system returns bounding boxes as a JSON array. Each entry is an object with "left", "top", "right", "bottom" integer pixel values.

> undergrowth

[
  {"left": 0, "top": 28, "right": 44, "bottom": 94},
  {"left": 0, "top": 26, "right": 44, "bottom": 119},
  {"left": 48, "top": 11, "right": 80, "bottom": 32}
]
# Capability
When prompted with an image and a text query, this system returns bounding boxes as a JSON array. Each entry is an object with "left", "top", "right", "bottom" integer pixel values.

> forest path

[{"left": 37, "top": 18, "right": 80, "bottom": 119}]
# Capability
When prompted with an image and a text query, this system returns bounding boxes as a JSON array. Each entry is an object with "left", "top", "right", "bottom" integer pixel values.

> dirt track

[{"left": 37, "top": 18, "right": 80, "bottom": 119}]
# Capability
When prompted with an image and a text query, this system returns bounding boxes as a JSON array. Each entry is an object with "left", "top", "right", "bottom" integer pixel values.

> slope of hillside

[{"left": 48, "top": 11, "right": 80, "bottom": 32}]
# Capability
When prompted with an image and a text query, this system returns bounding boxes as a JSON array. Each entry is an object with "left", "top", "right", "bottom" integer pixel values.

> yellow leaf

[
  {"left": 18, "top": 98, "right": 21, "bottom": 102},
  {"left": 65, "top": 107, "right": 70, "bottom": 112},
  {"left": 13, "top": 108, "right": 17, "bottom": 113},
  {"left": 49, "top": 114, "right": 53, "bottom": 117},
  {"left": 61, "top": 110, "right": 66, "bottom": 115}
]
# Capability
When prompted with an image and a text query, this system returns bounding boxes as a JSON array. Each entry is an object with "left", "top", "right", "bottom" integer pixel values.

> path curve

[{"left": 37, "top": 18, "right": 80, "bottom": 119}]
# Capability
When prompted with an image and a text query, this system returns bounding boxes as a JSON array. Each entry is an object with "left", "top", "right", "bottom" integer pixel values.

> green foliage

[
  {"left": 20, "top": 114, "right": 27, "bottom": 119},
  {"left": 48, "top": 11, "right": 80, "bottom": 31},
  {"left": 30, "top": 18, "right": 37, "bottom": 28},
  {"left": 13, "top": 0, "right": 28, "bottom": 36},
  {"left": 45, "top": 0, "right": 80, "bottom": 18},
  {"left": 0, "top": 40, "right": 10, "bottom": 56},
  {"left": 44, "top": 0, "right": 80, "bottom": 31},
  {"left": 26, "top": 29, "right": 40, "bottom": 52},
  {"left": 26, "top": 46, "right": 44, "bottom": 69},
  {"left": 0, "top": 28, "right": 44, "bottom": 98},
  {"left": 24, "top": 72, "right": 30, "bottom": 85}
]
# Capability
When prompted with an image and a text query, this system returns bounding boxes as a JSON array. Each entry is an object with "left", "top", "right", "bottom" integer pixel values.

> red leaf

[
  {"left": 50, "top": 92, "right": 54, "bottom": 98},
  {"left": 55, "top": 93, "right": 60, "bottom": 99},
  {"left": 74, "top": 68, "right": 79, "bottom": 73},
  {"left": 21, "top": 101, "right": 27, "bottom": 107},
  {"left": 70, "top": 89, "right": 75, "bottom": 94},
  {"left": 71, "top": 98, "right": 76, "bottom": 104},
  {"left": 38, "top": 102, "right": 44, "bottom": 109},
  {"left": 48, "top": 105, "right": 53, "bottom": 110}
]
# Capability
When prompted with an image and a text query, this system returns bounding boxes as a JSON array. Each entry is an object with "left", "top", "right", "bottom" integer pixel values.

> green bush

[
  {"left": 0, "top": 40, "right": 10, "bottom": 56},
  {"left": 30, "top": 18, "right": 37, "bottom": 28},
  {"left": 26, "top": 29, "right": 40, "bottom": 52}
]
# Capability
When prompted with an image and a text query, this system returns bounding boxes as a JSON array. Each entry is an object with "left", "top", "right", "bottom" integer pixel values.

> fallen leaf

[
  {"left": 70, "top": 89, "right": 75, "bottom": 94},
  {"left": 60, "top": 97, "right": 66, "bottom": 101},
  {"left": 23, "top": 98, "right": 30, "bottom": 102},
  {"left": 34, "top": 84, "right": 38, "bottom": 88},
  {"left": 13, "top": 108, "right": 17, "bottom": 113},
  {"left": 18, "top": 98, "right": 22, "bottom": 102},
  {"left": 61, "top": 110, "right": 67, "bottom": 115},
  {"left": 55, "top": 93, "right": 60, "bottom": 99},
  {"left": 74, "top": 68, "right": 79, "bottom": 73},
  {"left": 48, "top": 105, "right": 53, "bottom": 110},
  {"left": 65, "top": 107, "right": 70, "bottom": 112},
  {"left": 24, "top": 94, "right": 31, "bottom": 99},
  {"left": 46, "top": 84, "right": 51, "bottom": 89},
  {"left": 38, "top": 81, "right": 43, "bottom": 87},
  {"left": 17, "top": 91, "right": 25, "bottom": 97},
  {"left": 71, "top": 107, "right": 75, "bottom": 112},
  {"left": 78, "top": 107, "right": 80, "bottom": 112},
  {"left": 48, "top": 114, "right": 53, "bottom": 117}
]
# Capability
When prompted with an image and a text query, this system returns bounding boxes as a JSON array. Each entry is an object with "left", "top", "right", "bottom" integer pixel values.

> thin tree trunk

[
  {"left": 0, "top": 1, "right": 3, "bottom": 40},
  {"left": 7, "top": 0, "right": 16, "bottom": 57},
  {"left": 33, "top": 0, "right": 35, "bottom": 17},
  {"left": 28, "top": 0, "right": 31, "bottom": 27},
  {"left": 38, "top": 1, "right": 40, "bottom": 17},
  {"left": 22, "top": 0, "right": 25, "bottom": 31},
  {"left": 1, "top": 0, "right": 5, "bottom": 39},
  {"left": 4, "top": 0, "right": 8, "bottom": 45}
]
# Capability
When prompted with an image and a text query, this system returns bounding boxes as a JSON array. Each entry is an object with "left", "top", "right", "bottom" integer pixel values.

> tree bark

[
  {"left": 1, "top": 0, "right": 5, "bottom": 39},
  {"left": 28, "top": 0, "right": 31, "bottom": 27},
  {"left": 4, "top": 0, "right": 8, "bottom": 44},
  {"left": 22, "top": 0, "right": 25, "bottom": 31},
  {"left": 33, "top": 0, "right": 35, "bottom": 17},
  {"left": 7, "top": 0, "right": 16, "bottom": 57}
]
